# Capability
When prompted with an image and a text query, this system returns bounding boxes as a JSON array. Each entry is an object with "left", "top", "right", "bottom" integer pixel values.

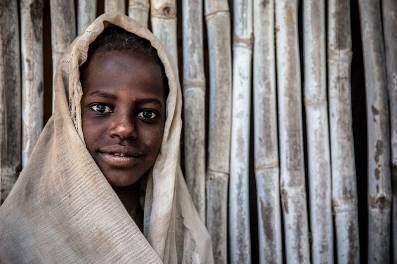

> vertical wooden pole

[
  {"left": 105, "top": 0, "right": 125, "bottom": 14},
  {"left": 303, "top": 0, "right": 333, "bottom": 263},
  {"left": 128, "top": 0, "right": 150, "bottom": 27},
  {"left": 328, "top": 0, "right": 360, "bottom": 263},
  {"left": 182, "top": 0, "right": 206, "bottom": 220},
  {"left": 229, "top": 0, "right": 252, "bottom": 263},
  {"left": 0, "top": 0, "right": 21, "bottom": 203},
  {"left": 253, "top": 0, "right": 282, "bottom": 263},
  {"left": 382, "top": 0, "right": 397, "bottom": 261},
  {"left": 205, "top": 1, "right": 232, "bottom": 263},
  {"left": 20, "top": 0, "right": 44, "bottom": 167},
  {"left": 150, "top": 0, "right": 178, "bottom": 64},
  {"left": 358, "top": 1, "right": 392, "bottom": 263},
  {"left": 50, "top": 0, "right": 76, "bottom": 104},
  {"left": 77, "top": 0, "right": 97, "bottom": 35},
  {"left": 275, "top": 0, "right": 310, "bottom": 263}
]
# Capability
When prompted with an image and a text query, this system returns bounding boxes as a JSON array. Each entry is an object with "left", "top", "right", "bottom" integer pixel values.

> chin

[{"left": 105, "top": 172, "right": 143, "bottom": 188}]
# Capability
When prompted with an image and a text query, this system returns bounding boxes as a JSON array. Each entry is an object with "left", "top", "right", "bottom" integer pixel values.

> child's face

[{"left": 81, "top": 51, "right": 166, "bottom": 187}]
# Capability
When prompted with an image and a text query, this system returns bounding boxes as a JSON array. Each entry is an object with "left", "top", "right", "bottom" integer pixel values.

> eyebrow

[
  {"left": 86, "top": 90, "right": 164, "bottom": 106},
  {"left": 86, "top": 90, "right": 117, "bottom": 100},
  {"left": 136, "top": 98, "right": 164, "bottom": 106}
]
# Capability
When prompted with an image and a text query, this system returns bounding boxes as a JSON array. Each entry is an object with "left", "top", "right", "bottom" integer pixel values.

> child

[
  {"left": 0, "top": 13, "right": 213, "bottom": 264},
  {"left": 80, "top": 26, "right": 168, "bottom": 230}
]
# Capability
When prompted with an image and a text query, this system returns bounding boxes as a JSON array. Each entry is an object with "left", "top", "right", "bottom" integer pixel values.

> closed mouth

[
  {"left": 98, "top": 152, "right": 142, "bottom": 168},
  {"left": 100, "top": 152, "right": 142, "bottom": 158},
  {"left": 97, "top": 146, "right": 144, "bottom": 167}
]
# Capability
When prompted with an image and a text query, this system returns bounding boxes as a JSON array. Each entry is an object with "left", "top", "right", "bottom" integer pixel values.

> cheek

[
  {"left": 140, "top": 126, "right": 164, "bottom": 155},
  {"left": 82, "top": 114, "right": 106, "bottom": 151}
]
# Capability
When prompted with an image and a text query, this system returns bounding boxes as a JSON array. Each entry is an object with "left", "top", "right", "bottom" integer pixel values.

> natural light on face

[{"left": 80, "top": 50, "right": 166, "bottom": 187}]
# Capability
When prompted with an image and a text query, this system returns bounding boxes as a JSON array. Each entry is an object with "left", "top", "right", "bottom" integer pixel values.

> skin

[{"left": 81, "top": 50, "right": 166, "bottom": 226}]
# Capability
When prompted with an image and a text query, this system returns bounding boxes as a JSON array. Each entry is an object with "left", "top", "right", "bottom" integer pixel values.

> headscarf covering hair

[{"left": 0, "top": 13, "right": 213, "bottom": 264}]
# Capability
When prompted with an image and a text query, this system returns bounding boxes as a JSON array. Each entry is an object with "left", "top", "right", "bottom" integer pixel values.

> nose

[{"left": 110, "top": 112, "right": 138, "bottom": 141}]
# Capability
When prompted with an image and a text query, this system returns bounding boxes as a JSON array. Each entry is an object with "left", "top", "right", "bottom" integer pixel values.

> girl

[{"left": 0, "top": 13, "right": 213, "bottom": 264}]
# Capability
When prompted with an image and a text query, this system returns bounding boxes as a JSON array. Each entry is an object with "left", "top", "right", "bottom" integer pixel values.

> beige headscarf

[{"left": 0, "top": 13, "right": 213, "bottom": 264}]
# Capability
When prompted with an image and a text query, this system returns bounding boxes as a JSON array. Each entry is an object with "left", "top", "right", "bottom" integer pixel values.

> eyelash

[
  {"left": 89, "top": 103, "right": 112, "bottom": 114},
  {"left": 137, "top": 110, "right": 159, "bottom": 120},
  {"left": 88, "top": 103, "right": 160, "bottom": 121}
]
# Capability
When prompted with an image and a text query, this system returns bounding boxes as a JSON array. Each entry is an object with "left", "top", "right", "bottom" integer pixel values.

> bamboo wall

[{"left": 0, "top": 0, "right": 396, "bottom": 263}]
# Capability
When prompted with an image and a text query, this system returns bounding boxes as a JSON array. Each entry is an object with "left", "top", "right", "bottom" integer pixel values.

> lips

[{"left": 97, "top": 145, "right": 144, "bottom": 168}]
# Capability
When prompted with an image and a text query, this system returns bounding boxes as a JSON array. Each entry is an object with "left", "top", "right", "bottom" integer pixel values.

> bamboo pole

[
  {"left": 20, "top": 0, "right": 44, "bottom": 167},
  {"left": 205, "top": 1, "right": 232, "bottom": 263},
  {"left": 50, "top": 0, "right": 76, "bottom": 104},
  {"left": 150, "top": 0, "right": 178, "bottom": 64},
  {"left": 303, "top": 1, "right": 333, "bottom": 263},
  {"left": 253, "top": 0, "right": 282, "bottom": 263},
  {"left": 128, "top": 0, "right": 149, "bottom": 27},
  {"left": 275, "top": 1, "right": 310, "bottom": 263},
  {"left": 77, "top": 0, "right": 97, "bottom": 35},
  {"left": 0, "top": 0, "right": 21, "bottom": 204},
  {"left": 358, "top": 1, "right": 392, "bottom": 263},
  {"left": 105, "top": 0, "right": 125, "bottom": 14},
  {"left": 229, "top": 0, "right": 252, "bottom": 263},
  {"left": 328, "top": 0, "right": 360, "bottom": 263},
  {"left": 182, "top": 0, "right": 206, "bottom": 220},
  {"left": 382, "top": 0, "right": 397, "bottom": 263},
  {"left": 382, "top": 0, "right": 397, "bottom": 261}
]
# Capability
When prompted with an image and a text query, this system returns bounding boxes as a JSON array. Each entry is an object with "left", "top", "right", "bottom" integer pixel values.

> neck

[{"left": 113, "top": 184, "right": 143, "bottom": 230}]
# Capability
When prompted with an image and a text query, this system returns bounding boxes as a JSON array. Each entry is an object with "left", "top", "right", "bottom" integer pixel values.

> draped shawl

[{"left": 0, "top": 13, "right": 213, "bottom": 264}]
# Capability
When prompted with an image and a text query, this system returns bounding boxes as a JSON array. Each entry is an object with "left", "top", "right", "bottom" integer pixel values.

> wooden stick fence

[
  {"left": 275, "top": 1, "right": 310, "bottom": 262},
  {"left": 205, "top": 1, "right": 232, "bottom": 263},
  {"left": 303, "top": 1, "right": 333, "bottom": 263},
  {"left": 359, "top": 1, "right": 392, "bottom": 263},
  {"left": 328, "top": 0, "right": 360, "bottom": 263},
  {"left": 253, "top": 0, "right": 282, "bottom": 263},
  {"left": 128, "top": 0, "right": 149, "bottom": 27},
  {"left": 182, "top": 0, "right": 206, "bottom": 220},
  {"left": 150, "top": 0, "right": 177, "bottom": 63},
  {"left": 382, "top": 1, "right": 397, "bottom": 262},
  {"left": 229, "top": 0, "right": 253, "bottom": 263},
  {"left": 1, "top": 1, "right": 396, "bottom": 262},
  {"left": 50, "top": 0, "right": 75, "bottom": 72},
  {"left": 78, "top": 0, "right": 97, "bottom": 35},
  {"left": 0, "top": 0, "right": 21, "bottom": 204},
  {"left": 21, "top": 0, "right": 44, "bottom": 167},
  {"left": 50, "top": 0, "right": 76, "bottom": 105},
  {"left": 105, "top": 0, "right": 125, "bottom": 14}
]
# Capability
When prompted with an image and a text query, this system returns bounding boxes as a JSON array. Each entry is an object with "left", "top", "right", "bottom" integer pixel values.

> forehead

[{"left": 82, "top": 50, "right": 167, "bottom": 100}]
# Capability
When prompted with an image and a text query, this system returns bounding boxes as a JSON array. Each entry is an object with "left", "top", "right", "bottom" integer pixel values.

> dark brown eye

[
  {"left": 89, "top": 104, "right": 112, "bottom": 114},
  {"left": 137, "top": 110, "right": 158, "bottom": 120}
]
